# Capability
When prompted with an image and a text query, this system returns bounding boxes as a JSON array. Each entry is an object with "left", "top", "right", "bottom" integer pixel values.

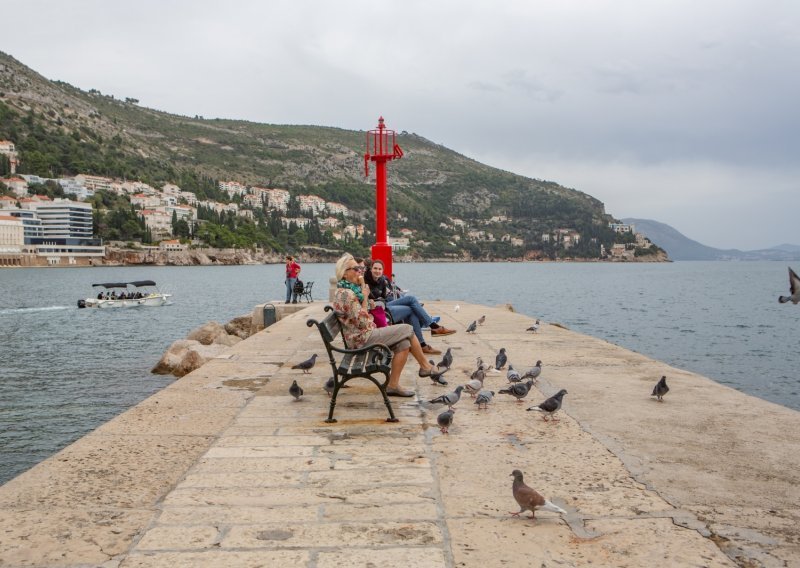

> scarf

[{"left": 337, "top": 279, "right": 364, "bottom": 302}]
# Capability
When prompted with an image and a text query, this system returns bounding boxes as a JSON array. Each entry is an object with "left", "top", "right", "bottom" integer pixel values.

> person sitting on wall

[{"left": 333, "top": 253, "right": 438, "bottom": 397}]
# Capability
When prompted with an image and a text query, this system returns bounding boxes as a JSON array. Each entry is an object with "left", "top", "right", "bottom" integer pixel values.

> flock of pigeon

[{"left": 288, "top": 311, "right": 672, "bottom": 523}]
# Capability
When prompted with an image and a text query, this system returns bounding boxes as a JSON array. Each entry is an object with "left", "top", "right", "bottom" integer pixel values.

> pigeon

[
  {"left": 652, "top": 375, "right": 669, "bottom": 402},
  {"left": 323, "top": 376, "right": 335, "bottom": 397},
  {"left": 526, "top": 319, "right": 541, "bottom": 333},
  {"left": 506, "top": 365, "right": 521, "bottom": 383},
  {"left": 464, "top": 379, "right": 484, "bottom": 397},
  {"left": 469, "top": 365, "right": 488, "bottom": 383},
  {"left": 475, "top": 356, "right": 485, "bottom": 370},
  {"left": 292, "top": 353, "right": 318, "bottom": 374},
  {"left": 474, "top": 389, "right": 495, "bottom": 409},
  {"left": 521, "top": 360, "right": 543, "bottom": 381},
  {"left": 428, "top": 385, "right": 464, "bottom": 409},
  {"left": 466, "top": 320, "right": 477, "bottom": 333},
  {"left": 437, "top": 409, "right": 455, "bottom": 434},
  {"left": 509, "top": 469, "right": 566, "bottom": 522},
  {"left": 478, "top": 315, "right": 486, "bottom": 326},
  {"left": 495, "top": 348, "right": 508, "bottom": 370},
  {"left": 499, "top": 379, "right": 534, "bottom": 402},
  {"left": 436, "top": 347, "right": 453, "bottom": 371},
  {"left": 778, "top": 267, "right": 800, "bottom": 304},
  {"left": 289, "top": 379, "right": 303, "bottom": 401},
  {"left": 527, "top": 389, "right": 568, "bottom": 421}
]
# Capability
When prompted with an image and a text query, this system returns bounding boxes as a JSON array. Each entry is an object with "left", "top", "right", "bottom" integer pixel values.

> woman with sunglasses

[{"left": 333, "top": 253, "right": 437, "bottom": 397}]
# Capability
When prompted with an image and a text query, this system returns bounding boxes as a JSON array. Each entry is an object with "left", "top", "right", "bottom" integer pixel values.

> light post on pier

[{"left": 364, "top": 116, "right": 403, "bottom": 278}]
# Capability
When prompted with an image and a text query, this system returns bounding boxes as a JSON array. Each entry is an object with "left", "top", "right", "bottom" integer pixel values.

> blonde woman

[{"left": 333, "top": 253, "right": 437, "bottom": 397}]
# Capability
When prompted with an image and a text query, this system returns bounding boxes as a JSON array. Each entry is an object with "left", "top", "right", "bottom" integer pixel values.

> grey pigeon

[
  {"left": 779, "top": 267, "right": 800, "bottom": 304},
  {"left": 427, "top": 360, "right": 449, "bottom": 385},
  {"left": 289, "top": 379, "right": 303, "bottom": 401},
  {"left": 428, "top": 385, "right": 464, "bottom": 409},
  {"left": 478, "top": 315, "right": 486, "bottom": 326},
  {"left": 469, "top": 366, "right": 487, "bottom": 384},
  {"left": 442, "top": 347, "right": 453, "bottom": 369},
  {"left": 292, "top": 353, "right": 318, "bottom": 374},
  {"left": 323, "top": 376, "right": 335, "bottom": 397},
  {"left": 527, "top": 389, "right": 568, "bottom": 421},
  {"left": 506, "top": 365, "right": 521, "bottom": 383},
  {"left": 495, "top": 348, "right": 508, "bottom": 370},
  {"left": 509, "top": 469, "right": 566, "bottom": 522},
  {"left": 526, "top": 319, "right": 541, "bottom": 333},
  {"left": 466, "top": 320, "right": 477, "bottom": 333},
  {"left": 464, "top": 379, "right": 484, "bottom": 397},
  {"left": 521, "top": 360, "right": 543, "bottom": 381},
  {"left": 652, "top": 375, "right": 669, "bottom": 402},
  {"left": 499, "top": 379, "right": 534, "bottom": 402},
  {"left": 474, "top": 389, "right": 495, "bottom": 409},
  {"left": 437, "top": 409, "right": 455, "bottom": 434}
]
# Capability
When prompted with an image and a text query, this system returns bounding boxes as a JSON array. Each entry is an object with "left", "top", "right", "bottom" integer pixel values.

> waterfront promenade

[{"left": 0, "top": 302, "right": 798, "bottom": 567}]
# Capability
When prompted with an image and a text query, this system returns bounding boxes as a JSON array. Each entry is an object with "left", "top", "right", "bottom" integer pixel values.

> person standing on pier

[{"left": 284, "top": 255, "right": 301, "bottom": 304}]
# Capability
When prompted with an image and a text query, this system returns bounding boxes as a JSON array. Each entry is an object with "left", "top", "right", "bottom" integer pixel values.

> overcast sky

[{"left": 2, "top": 0, "right": 799, "bottom": 249}]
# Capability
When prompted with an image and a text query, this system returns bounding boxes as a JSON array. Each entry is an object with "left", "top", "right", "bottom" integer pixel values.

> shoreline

[{"left": 0, "top": 301, "right": 796, "bottom": 566}]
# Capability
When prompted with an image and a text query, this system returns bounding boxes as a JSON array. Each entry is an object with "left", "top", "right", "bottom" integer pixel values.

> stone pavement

[{"left": 1, "top": 302, "right": 798, "bottom": 567}]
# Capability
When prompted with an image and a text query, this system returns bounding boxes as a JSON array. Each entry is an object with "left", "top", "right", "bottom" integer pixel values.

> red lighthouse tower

[{"left": 364, "top": 116, "right": 403, "bottom": 278}]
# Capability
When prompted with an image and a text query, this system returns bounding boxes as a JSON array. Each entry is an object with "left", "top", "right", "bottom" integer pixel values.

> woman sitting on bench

[{"left": 333, "top": 253, "right": 437, "bottom": 397}]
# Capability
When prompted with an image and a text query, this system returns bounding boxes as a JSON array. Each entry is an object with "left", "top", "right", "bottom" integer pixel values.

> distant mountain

[{"left": 622, "top": 218, "right": 800, "bottom": 261}]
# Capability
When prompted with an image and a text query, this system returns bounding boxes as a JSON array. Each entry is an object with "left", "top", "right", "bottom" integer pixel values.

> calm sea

[{"left": 0, "top": 261, "right": 797, "bottom": 484}]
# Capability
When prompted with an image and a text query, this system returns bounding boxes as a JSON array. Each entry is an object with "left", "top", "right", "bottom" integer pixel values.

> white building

[
  {"left": 0, "top": 215, "right": 24, "bottom": 250},
  {"left": 159, "top": 239, "right": 187, "bottom": 251},
  {"left": 75, "top": 174, "right": 113, "bottom": 193},
  {"left": 326, "top": 201, "right": 349, "bottom": 216},
  {"left": 265, "top": 188, "right": 290, "bottom": 212},
  {"left": 388, "top": 236, "right": 410, "bottom": 251},
  {"left": 131, "top": 193, "right": 162, "bottom": 209},
  {"left": 140, "top": 210, "right": 172, "bottom": 235},
  {"left": 609, "top": 223, "right": 634, "bottom": 233},
  {"left": 219, "top": 180, "right": 248, "bottom": 197},
  {"left": 281, "top": 217, "right": 311, "bottom": 229},
  {"left": 298, "top": 194, "right": 326, "bottom": 215},
  {"left": 33, "top": 199, "right": 94, "bottom": 240},
  {"left": 0, "top": 176, "right": 28, "bottom": 197}
]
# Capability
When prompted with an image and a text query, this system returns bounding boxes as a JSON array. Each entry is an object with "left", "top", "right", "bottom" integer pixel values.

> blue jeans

[
  {"left": 285, "top": 277, "right": 298, "bottom": 303},
  {"left": 386, "top": 295, "right": 433, "bottom": 344}
]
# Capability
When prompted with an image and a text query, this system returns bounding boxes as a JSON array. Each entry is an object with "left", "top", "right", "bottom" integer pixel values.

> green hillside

[{"left": 0, "top": 50, "right": 645, "bottom": 260}]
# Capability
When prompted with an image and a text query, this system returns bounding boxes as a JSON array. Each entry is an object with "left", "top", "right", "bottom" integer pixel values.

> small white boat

[{"left": 78, "top": 280, "right": 172, "bottom": 309}]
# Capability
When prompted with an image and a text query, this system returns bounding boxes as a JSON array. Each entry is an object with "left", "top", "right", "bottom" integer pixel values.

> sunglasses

[{"left": 347, "top": 266, "right": 365, "bottom": 273}]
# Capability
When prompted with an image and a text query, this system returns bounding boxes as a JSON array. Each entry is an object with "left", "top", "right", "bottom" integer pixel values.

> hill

[
  {"left": 622, "top": 218, "right": 800, "bottom": 261},
  {"left": 0, "top": 50, "right": 649, "bottom": 261}
]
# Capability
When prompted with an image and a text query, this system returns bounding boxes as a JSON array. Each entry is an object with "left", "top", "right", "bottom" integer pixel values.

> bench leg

[
  {"left": 378, "top": 373, "right": 399, "bottom": 423},
  {"left": 326, "top": 380, "right": 340, "bottom": 423}
]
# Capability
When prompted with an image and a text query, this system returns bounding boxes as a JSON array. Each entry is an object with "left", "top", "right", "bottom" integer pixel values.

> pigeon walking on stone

[
  {"left": 526, "top": 320, "right": 541, "bottom": 333},
  {"left": 292, "top": 353, "right": 318, "bottom": 374},
  {"left": 495, "top": 348, "right": 508, "bottom": 370},
  {"left": 527, "top": 389, "right": 568, "bottom": 421},
  {"left": 437, "top": 409, "right": 455, "bottom": 434},
  {"left": 509, "top": 469, "right": 566, "bottom": 522},
  {"left": 499, "top": 379, "right": 534, "bottom": 402},
  {"left": 289, "top": 379, "right": 304, "bottom": 401},
  {"left": 474, "top": 390, "right": 495, "bottom": 409},
  {"left": 436, "top": 347, "right": 453, "bottom": 371},
  {"left": 478, "top": 315, "right": 486, "bottom": 326},
  {"left": 521, "top": 360, "right": 543, "bottom": 382},
  {"left": 466, "top": 320, "right": 477, "bottom": 333},
  {"left": 323, "top": 376, "right": 335, "bottom": 397},
  {"left": 506, "top": 365, "right": 521, "bottom": 383},
  {"left": 778, "top": 267, "right": 800, "bottom": 304},
  {"left": 652, "top": 375, "right": 669, "bottom": 402},
  {"left": 428, "top": 386, "right": 464, "bottom": 410},
  {"left": 469, "top": 365, "right": 488, "bottom": 384},
  {"left": 464, "top": 379, "right": 484, "bottom": 397}
]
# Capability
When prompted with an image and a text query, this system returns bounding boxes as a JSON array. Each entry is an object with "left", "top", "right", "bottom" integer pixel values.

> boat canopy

[{"left": 92, "top": 280, "right": 157, "bottom": 288}]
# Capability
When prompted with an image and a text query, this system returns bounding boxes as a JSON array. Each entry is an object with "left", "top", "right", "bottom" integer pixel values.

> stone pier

[{"left": 0, "top": 302, "right": 798, "bottom": 567}]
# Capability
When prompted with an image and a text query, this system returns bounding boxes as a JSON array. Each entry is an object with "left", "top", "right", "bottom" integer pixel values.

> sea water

[{"left": 0, "top": 261, "right": 797, "bottom": 484}]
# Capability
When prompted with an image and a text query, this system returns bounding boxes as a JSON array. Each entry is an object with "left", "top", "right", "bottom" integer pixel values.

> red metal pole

[{"left": 371, "top": 154, "right": 392, "bottom": 278}]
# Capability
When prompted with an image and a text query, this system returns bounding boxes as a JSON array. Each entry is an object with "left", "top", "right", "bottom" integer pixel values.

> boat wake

[{"left": 0, "top": 306, "right": 72, "bottom": 315}]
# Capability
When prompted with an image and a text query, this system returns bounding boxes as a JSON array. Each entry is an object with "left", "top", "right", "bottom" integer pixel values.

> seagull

[
  {"left": 466, "top": 320, "right": 477, "bottom": 333},
  {"left": 521, "top": 360, "right": 543, "bottom": 382},
  {"left": 526, "top": 319, "right": 541, "bottom": 333},
  {"left": 652, "top": 375, "right": 669, "bottom": 402},
  {"left": 495, "top": 347, "right": 508, "bottom": 370},
  {"left": 289, "top": 379, "right": 303, "bottom": 401},
  {"left": 779, "top": 267, "right": 800, "bottom": 304},
  {"left": 323, "top": 376, "right": 335, "bottom": 397},
  {"left": 478, "top": 315, "right": 486, "bottom": 326},
  {"left": 506, "top": 365, "right": 521, "bottom": 383},
  {"left": 437, "top": 409, "right": 455, "bottom": 434},
  {"left": 509, "top": 469, "right": 566, "bottom": 522},
  {"left": 428, "top": 385, "right": 464, "bottom": 409},
  {"left": 499, "top": 379, "right": 534, "bottom": 402},
  {"left": 292, "top": 353, "right": 318, "bottom": 374},
  {"left": 454, "top": 304, "right": 460, "bottom": 312},
  {"left": 474, "top": 390, "right": 495, "bottom": 409},
  {"left": 527, "top": 389, "right": 568, "bottom": 421}
]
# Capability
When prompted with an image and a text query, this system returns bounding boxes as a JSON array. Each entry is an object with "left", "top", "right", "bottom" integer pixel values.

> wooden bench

[{"left": 306, "top": 305, "right": 398, "bottom": 423}]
